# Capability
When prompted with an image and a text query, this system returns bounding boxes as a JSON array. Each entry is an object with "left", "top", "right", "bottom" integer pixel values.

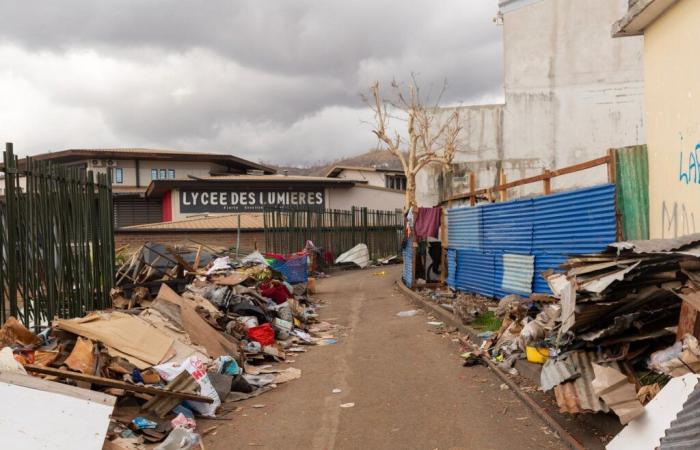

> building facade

[
  {"left": 416, "top": 0, "right": 645, "bottom": 207},
  {"left": 5, "top": 148, "right": 275, "bottom": 228},
  {"left": 326, "top": 166, "right": 407, "bottom": 191},
  {"left": 614, "top": 0, "right": 698, "bottom": 239}
]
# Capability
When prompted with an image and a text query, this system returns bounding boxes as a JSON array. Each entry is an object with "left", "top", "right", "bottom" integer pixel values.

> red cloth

[
  {"left": 414, "top": 207, "right": 442, "bottom": 239},
  {"left": 259, "top": 281, "right": 291, "bottom": 304},
  {"left": 247, "top": 323, "right": 275, "bottom": 346}
]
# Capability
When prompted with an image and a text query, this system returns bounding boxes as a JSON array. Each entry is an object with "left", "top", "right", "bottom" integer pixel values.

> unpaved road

[{"left": 204, "top": 265, "right": 565, "bottom": 450}]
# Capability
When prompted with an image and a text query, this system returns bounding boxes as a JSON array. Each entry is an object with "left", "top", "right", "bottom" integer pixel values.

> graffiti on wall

[
  {"left": 678, "top": 143, "right": 700, "bottom": 184},
  {"left": 661, "top": 201, "right": 696, "bottom": 239}
]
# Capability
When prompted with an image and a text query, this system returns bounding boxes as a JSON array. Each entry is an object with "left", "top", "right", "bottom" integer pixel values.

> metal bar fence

[
  {"left": 0, "top": 143, "right": 115, "bottom": 330},
  {"left": 263, "top": 206, "right": 403, "bottom": 262}
]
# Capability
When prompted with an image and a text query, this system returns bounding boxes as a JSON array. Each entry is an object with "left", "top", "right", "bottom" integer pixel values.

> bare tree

[{"left": 366, "top": 78, "right": 462, "bottom": 209}]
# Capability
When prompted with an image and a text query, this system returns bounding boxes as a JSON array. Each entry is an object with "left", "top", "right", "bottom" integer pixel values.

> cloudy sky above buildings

[{"left": 0, "top": 0, "right": 503, "bottom": 165}]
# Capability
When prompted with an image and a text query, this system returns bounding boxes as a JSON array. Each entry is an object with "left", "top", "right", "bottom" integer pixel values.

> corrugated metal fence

[{"left": 447, "top": 184, "right": 617, "bottom": 297}]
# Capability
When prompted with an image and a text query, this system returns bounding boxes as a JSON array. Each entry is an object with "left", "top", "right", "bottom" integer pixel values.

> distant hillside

[{"left": 270, "top": 149, "right": 404, "bottom": 176}]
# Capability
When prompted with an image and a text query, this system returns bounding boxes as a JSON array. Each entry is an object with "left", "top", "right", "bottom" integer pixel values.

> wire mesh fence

[
  {"left": 0, "top": 143, "right": 115, "bottom": 330},
  {"left": 263, "top": 206, "right": 403, "bottom": 262}
]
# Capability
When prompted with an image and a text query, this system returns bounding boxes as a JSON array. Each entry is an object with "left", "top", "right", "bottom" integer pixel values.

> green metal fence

[
  {"left": 263, "top": 206, "right": 403, "bottom": 262},
  {"left": 1, "top": 143, "right": 115, "bottom": 330}
]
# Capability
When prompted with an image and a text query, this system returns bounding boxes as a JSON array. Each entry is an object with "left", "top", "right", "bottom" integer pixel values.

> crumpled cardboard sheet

[{"left": 56, "top": 311, "right": 175, "bottom": 366}]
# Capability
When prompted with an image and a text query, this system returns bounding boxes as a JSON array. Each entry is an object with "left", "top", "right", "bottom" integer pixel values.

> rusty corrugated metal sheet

[{"left": 552, "top": 352, "right": 621, "bottom": 414}]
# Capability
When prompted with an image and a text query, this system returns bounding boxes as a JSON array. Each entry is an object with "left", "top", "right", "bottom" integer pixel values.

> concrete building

[
  {"left": 4, "top": 148, "right": 275, "bottom": 228},
  {"left": 144, "top": 174, "right": 404, "bottom": 222},
  {"left": 613, "top": 0, "right": 699, "bottom": 239},
  {"left": 326, "top": 165, "right": 407, "bottom": 191},
  {"left": 416, "top": 0, "right": 645, "bottom": 207}
]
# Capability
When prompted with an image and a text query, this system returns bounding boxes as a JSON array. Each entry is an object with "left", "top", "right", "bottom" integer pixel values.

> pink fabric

[{"left": 414, "top": 207, "right": 442, "bottom": 239}]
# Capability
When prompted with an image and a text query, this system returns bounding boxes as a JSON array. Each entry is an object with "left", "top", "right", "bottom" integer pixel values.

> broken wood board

[
  {"left": 0, "top": 372, "right": 115, "bottom": 450},
  {"left": 23, "top": 364, "right": 213, "bottom": 403},
  {"left": 155, "top": 284, "right": 239, "bottom": 359}
]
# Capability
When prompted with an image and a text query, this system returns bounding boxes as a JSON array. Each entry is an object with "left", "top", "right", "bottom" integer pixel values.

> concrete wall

[
  {"left": 502, "top": 0, "right": 645, "bottom": 193},
  {"left": 325, "top": 185, "right": 405, "bottom": 211},
  {"left": 644, "top": 0, "right": 700, "bottom": 238},
  {"left": 85, "top": 159, "right": 226, "bottom": 187},
  {"left": 333, "top": 169, "right": 387, "bottom": 187},
  {"left": 416, "top": 0, "right": 645, "bottom": 207},
  {"left": 416, "top": 104, "right": 505, "bottom": 206}
]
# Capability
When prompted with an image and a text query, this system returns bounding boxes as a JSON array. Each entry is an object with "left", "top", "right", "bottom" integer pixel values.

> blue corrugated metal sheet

[
  {"left": 447, "top": 248, "right": 457, "bottom": 289},
  {"left": 454, "top": 250, "right": 495, "bottom": 297},
  {"left": 447, "top": 206, "right": 481, "bottom": 250},
  {"left": 402, "top": 238, "right": 413, "bottom": 286},
  {"left": 533, "top": 252, "right": 567, "bottom": 294},
  {"left": 532, "top": 184, "right": 617, "bottom": 253},
  {"left": 482, "top": 199, "right": 534, "bottom": 254},
  {"left": 447, "top": 184, "right": 617, "bottom": 297},
  {"left": 501, "top": 253, "right": 535, "bottom": 295}
]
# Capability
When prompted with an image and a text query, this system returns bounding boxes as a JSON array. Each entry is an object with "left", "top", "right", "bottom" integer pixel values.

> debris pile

[
  {"left": 480, "top": 235, "right": 700, "bottom": 426},
  {"left": 1, "top": 248, "right": 337, "bottom": 450}
]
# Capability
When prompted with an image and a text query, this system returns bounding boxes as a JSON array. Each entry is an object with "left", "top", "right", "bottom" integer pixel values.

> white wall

[
  {"left": 326, "top": 186, "right": 404, "bottom": 211},
  {"left": 333, "top": 169, "right": 386, "bottom": 187}
]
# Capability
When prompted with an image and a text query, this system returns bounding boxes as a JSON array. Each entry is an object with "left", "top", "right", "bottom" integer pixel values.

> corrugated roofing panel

[
  {"left": 532, "top": 184, "right": 617, "bottom": 253},
  {"left": 453, "top": 250, "right": 495, "bottom": 297},
  {"left": 660, "top": 382, "right": 700, "bottom": 449},
  {"left": 482, "top": 199, "right": 534, "bottom": 253},
  {"left": 447, "top": 206, "right": 481, "bottom": 251},
  {"left": 447, "top": 248, "right": 457, "bottom": 289},
  {"left": 501, "top": 253, "right": 535, "bottom": 295}
]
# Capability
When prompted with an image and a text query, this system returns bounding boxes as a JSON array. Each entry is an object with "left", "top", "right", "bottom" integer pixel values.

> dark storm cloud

[{"left": 0, "top": 0, "right": 503, "bottom": 164}]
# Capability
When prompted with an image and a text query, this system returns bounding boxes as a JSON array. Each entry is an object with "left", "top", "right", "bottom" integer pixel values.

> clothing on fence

[{"left": 415, "top": 207, "right": 442, "bottom": 239}]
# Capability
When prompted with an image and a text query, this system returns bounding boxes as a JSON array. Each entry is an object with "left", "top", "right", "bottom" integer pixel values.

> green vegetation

[{"left": 471, "top": 311, "right": 501, "bottom": 332}]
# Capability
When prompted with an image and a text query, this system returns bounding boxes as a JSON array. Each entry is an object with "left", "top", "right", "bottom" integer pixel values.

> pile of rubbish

[
  {"left": 478, "top": 234, "right": 700, "bottom": 430},
  {"left": 0, "top": 249, "right": 337, "bottom": 450}
]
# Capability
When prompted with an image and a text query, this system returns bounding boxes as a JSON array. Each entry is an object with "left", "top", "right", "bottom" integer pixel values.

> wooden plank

[
  {"left": 607, "top": 148, "right": 617, "bottom": 184},
  {"left": 193, "top": 245, "right": 202, "bottom": 271},
  {"left": 677, "top": 300, "right": 700, "bottom": 341},
  {"left": 23, "top": 364, "right": 214, "bottom": 403},
  {"left": 499, "top": 169, "right": 507, "bottom": 202},
  {"left": 449, "top": 155, "right": 611, "bottom": 201},
  {"left": 468, "top": 173, "right": 476, "bottom": 206},
  {"left": 0, "top": 371, "right": 115, "bottom": 406},
  {"left": 543, "top": 169, "right": 551, "bottom": 195}
]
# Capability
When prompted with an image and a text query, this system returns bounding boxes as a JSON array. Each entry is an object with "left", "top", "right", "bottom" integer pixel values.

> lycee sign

[{"left": 179, "top": 189, "right": 325, "bottom": 213}]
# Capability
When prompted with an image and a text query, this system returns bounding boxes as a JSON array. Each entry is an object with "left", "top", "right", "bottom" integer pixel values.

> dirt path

[{"left": 204, "top": 266, "right": 565, "bottom": 450}]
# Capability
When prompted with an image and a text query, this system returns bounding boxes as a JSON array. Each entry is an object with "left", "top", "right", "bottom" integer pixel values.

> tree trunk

[{"left": 405, "top": 173, "right": 417, "bottom": 210}]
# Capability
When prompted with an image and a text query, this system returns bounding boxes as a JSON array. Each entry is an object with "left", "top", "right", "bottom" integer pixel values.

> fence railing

[
  {"left": 1, "top": 143, "right": 115, "bottom": 330},
  {"left": 263, "top": 206, "right": 403, "bottom": 262}
]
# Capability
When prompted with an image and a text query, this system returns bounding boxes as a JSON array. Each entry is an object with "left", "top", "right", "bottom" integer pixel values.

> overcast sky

[{"left": 0, "top": 1, "right": 503, "bottom": 166}]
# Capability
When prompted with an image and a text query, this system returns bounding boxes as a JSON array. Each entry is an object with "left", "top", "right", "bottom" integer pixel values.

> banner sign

[{"left": 179, "top": 189, "right": 325, "bottom": 213}]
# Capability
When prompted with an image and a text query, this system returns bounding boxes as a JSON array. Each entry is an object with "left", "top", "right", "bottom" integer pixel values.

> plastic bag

[
  {"left": 0, "top": 347, "right": 27, "bottom": 374},
  {"left": 155, "top": 356, "right": 221, "bottom": 417},
  {"left": 247, "top": 323, "right": 275, "bottom": 346}
]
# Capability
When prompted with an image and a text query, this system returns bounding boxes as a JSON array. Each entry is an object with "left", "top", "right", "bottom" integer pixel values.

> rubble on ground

[
  {"left": 1, "top": 246, "right": 336, "bottom": 450},
  {"left": 471, "top": 235, "right": 700, "bottom": 427}
]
